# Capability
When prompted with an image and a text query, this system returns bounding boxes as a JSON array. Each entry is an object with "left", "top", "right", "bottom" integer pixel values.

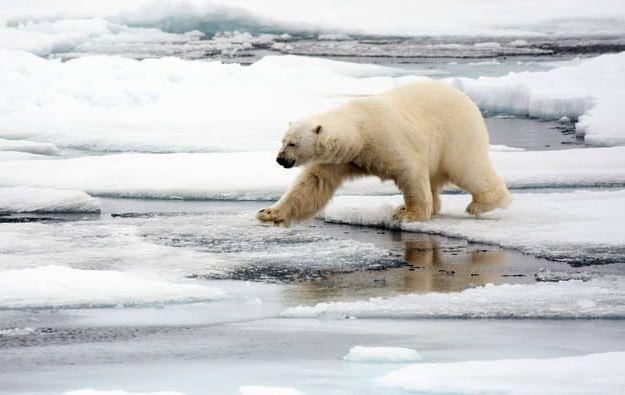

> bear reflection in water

[{"left": 285, "top": 234, "right": 536, "bottom": 305}]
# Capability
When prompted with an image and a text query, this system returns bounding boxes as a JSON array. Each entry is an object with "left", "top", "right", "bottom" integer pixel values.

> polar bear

[{"left": 257, "top": 81, "right": 511, "bottom": 225}]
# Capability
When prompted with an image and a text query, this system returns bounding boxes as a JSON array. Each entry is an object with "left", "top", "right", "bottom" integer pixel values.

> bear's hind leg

[
  {"left": 466, "top": 183, "right": 511, "bottom": 216},
  {"left": 450, "top": 163, "right": 511, "bottom": 216}
]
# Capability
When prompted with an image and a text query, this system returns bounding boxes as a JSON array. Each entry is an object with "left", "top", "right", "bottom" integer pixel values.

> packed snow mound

[
  {"left": 0, "top": 265, "right": 225, "bottom": 308},
  {"left": 2, "top": 0, "right": 625, "bottom": 37},
  {"left": 0, "top": 50, "right": 407, "bottom": 153},
  {"left": 0, "top": 186, "right": 100, "bottom": 213},
  {"left": 344, "top": 346, "right": 424, "bottom": 363},
  {"left": 239, "top": 386, "right": 304, "bottom": 395},
  {"left": 321, "top": 190, "right": 625, "bottom": 263},
  {"left": 0, "top": 138, "right": 59, "bottom": 155},
  {"left": 0, "top": 147, "right": 623, "bottom": 200},
  {"left": 377, "top": 352, "right": 625, "bottom": 394},
  {"left": 452, "top": 52, "right": 625, "bottom": 145},
  {"left": 282, "top": 277, "right": 625, "bottom": 319}
]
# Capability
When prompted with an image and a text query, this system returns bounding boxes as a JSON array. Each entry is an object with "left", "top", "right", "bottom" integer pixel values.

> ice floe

[
  {"left": 0, "top": 265, "right": 225, "bottom": 308},
  {"left": 0, "top": 50, "right": 405, "bottom": 153},
  {"left": 343, "top": 346, "right": 424, "bottom": 363},
  {"left": 0, "top": 147, "right": 623, "bottom": 200},
  {"left": 0, "top": 186, "right": 100, "bottom": 213},
  {"left": 282, "top": 276, "right": 625, "bottom": 319},
  {"left": 1, "top": 48, "right": 623, "bottom": 153},
  {"left": 0, "top": 138, "right": 59, "bottom": 155},
  {"left": 377, "top": 352, "right": 625, "bottom": 394},
  {"left": 453, "top": 52, "right": 625, "bottom": 145},
  {"left": 322, "top": 190, "right": 625, "bottom": 262}
]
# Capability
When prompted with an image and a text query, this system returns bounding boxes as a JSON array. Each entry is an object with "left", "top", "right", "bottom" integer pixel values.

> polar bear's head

[
  {"left": 276, "top": 120, "right": 324, "bottom": 168},
  {"left": 276, "top": 113, "right": 361, "bottom": 168}
]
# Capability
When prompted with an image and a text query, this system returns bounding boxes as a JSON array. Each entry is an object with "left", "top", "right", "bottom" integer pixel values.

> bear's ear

[{"left": 313, "top": 125, "right": 323, "bottom": 135}]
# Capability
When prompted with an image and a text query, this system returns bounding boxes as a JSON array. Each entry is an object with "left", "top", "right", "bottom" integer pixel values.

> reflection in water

[{"left": 287, "top": 233, "right": 537, "bottom": 305}]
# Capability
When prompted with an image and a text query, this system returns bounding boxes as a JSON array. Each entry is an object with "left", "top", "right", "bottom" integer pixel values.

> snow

[
  {"left": 321, "top": 190, "right": 625, "bottom": 260},
  {"left": 239, "top": 386, "right": 304, "bottom": 395},
  {"left": 0, "top": 147, "right": 623, "bottom": 200},
  {"left": 282, "top": 276, "right": 625, "bottom": 319},
  {"left": 0, "top": 186, "right": 100, "bottom": 213},
  {"left": 452, "top": 52, "right": 625, "bottom": 145},
  {"left": 0, "top": 265, "right": 225, "bottom": 308},
  {"left": 377, "top": 352, "right": 625, "bottom": 394},
  {"left": 343, "top": 346, "right": 424, "bottom": 363}
]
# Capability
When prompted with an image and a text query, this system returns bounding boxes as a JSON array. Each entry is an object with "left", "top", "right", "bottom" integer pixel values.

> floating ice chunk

[
  {"left": 0, "top": 327, "right": 35, "bottom": 336},
  {"left": 239, "top": 386, "right": 303, "bottom": 395},
  {"left": 0, "top": 138, "right": 59, "bottom": 155},
  {"left": 0, "top": 265, "right": 225, "bottom": 308},
  {"left": 344, "top": 346, "right": 424, "bottom": 363},
  {"left": 376, "top": 352, "right": 625, "bottom": 394},
  {"left": 451, "top": 52, "right": 625, "bottom": 145},
  {"left": 253, "top": 54, "right": 403, "bottom": 78},
  {"left": 0, "top": 186, "right": 100, "bottom": 213},
  {"left": 282, "top": 277, "right": 625, "bottom": 319},
  {"left": 64, "top": 391, "right": 186, "bottom": 395}
]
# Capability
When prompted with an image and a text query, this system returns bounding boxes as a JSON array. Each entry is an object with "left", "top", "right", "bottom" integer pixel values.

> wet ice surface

[{"left": 1, "top": 199, "right": 625, "bottom": 394}]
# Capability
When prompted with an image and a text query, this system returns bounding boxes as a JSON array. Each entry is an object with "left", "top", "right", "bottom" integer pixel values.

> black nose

[{"left": 276, "top": 157, "right": 294, "bottom": 168}]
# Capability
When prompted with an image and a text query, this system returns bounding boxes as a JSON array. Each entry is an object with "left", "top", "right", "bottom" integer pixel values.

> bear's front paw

[
  {"left": 256, "top": 206, "right": 289, "bottom": 225},
  {"left": 393, "top": 204, "right": 431, "bottom": 222}
]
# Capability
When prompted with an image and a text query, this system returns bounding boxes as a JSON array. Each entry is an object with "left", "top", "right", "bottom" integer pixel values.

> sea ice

[
  {"left": 452, "top": 52, "right": 625, "bottom": 145},
  {"left": 322, "top": 190, "right": 625, "bottom": 261},
  {"left": 0, "top": 50, "right": 405, "bottom": 153},
  {"left": 343, "top": 346, "right": 424, "bottom": 363},
  {"left": 0, "top": 265, "right": 225, "bottom": 308},
  {"left": 0, "top": 138, "right": 59, "bottom": 155},
  {"left": 377, "top": 352, "right": 625, "bottom": 394},
  {"left": 0, "top": 186, "right": 100, "bottom": 213},
  {"left": 3, "top": 0, "right": 625, "bottom": 38},
  {"left": 0, "top": 147, "right": 623, "bottom": 200},
  {"left": 282, "top": 276, "right": 625, "bottom": 319}
]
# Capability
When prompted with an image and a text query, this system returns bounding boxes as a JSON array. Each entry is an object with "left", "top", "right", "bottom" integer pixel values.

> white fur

[{"left": 257, "top": 81, "right": 511, "bottom": 225}]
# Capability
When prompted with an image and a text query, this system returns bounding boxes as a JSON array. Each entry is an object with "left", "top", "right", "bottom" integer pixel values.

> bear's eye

[{"left": 287, "top": 142, "right": 296, "bottom": 147}]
